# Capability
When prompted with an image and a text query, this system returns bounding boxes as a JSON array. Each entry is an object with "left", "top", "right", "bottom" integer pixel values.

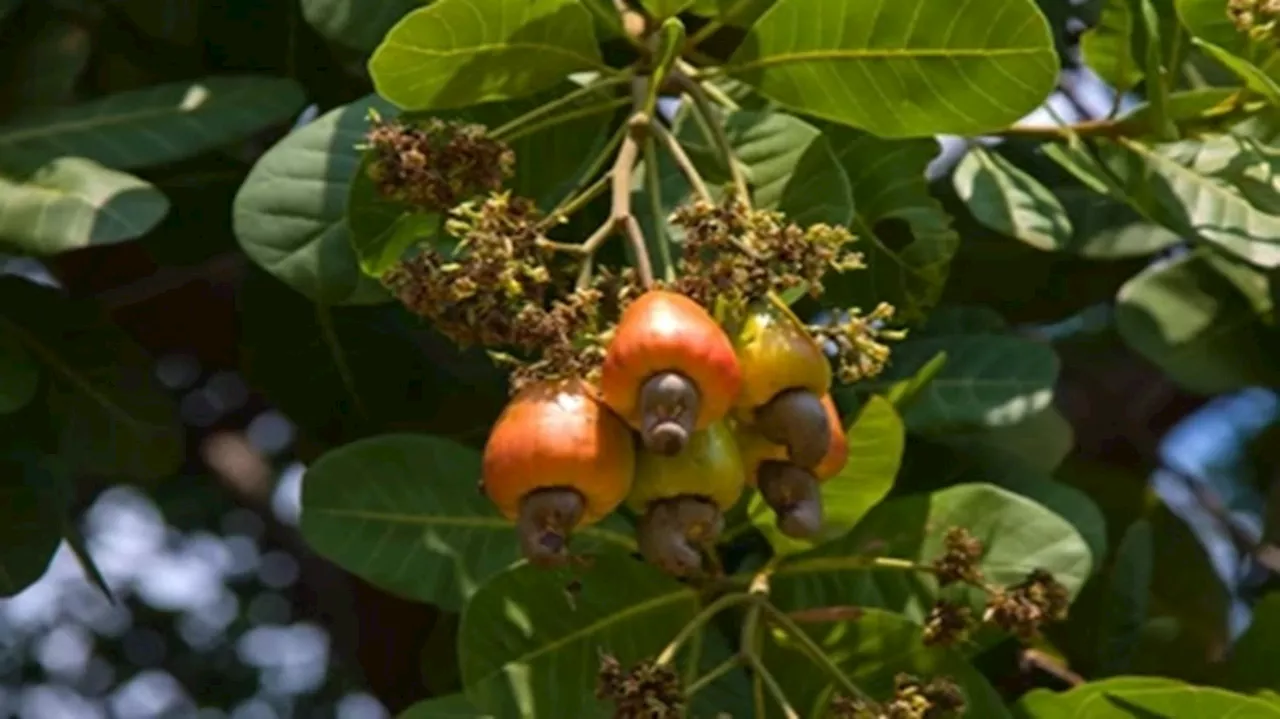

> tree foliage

[{"left": 2, "top": 0, "right": 1280, "bottom": 716}]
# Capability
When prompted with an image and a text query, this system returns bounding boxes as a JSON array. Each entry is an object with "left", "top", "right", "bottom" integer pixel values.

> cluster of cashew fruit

[{"left": 481, "top": 289, "right": 847, "bottom": 576}]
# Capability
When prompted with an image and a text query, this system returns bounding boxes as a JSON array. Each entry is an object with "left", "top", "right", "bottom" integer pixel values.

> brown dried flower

[
  {"left": 931, "top": 528, "right": 984, "bottom": 588},
  {"left": 983, "top": 568, "right": 1071, "bottom": 640},
  {"left": 596, "top": 653, "right": 685, "bottom": 719},
  {"left": 364, "top": 114, "right": 515, "bottom": 210},
  {"left": 667, "top": 197, "right": 863, "bottom": 311},
  {"left": 922, "top": 600, "right": 974, "bottom": 648},
  {"left": 828, "top": 675, "right": 967, "bottom": 719}
]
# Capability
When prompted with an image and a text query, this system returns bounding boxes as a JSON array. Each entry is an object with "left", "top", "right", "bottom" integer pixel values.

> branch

[{"left": 675, "top": 72, "right": 750, "bottom": 202}]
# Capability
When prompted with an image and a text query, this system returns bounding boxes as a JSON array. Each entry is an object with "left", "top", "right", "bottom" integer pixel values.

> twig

[
  {"left": 656, "top": 592, "right": 754, "bottom": 666},
  {"left": 686, "top": 655, "right": 742, "bottom": 697},
  {"left": 650, "top": 120, "right": 711, "bottom": 202},
  {"left": 500, "top": 97, "right": 631, "bottom": 144},
  {"left": 675, "top": 72, "right": 749, "bottom": 202},
  {"left": 759, "top": 601, "right": 873, "bottom": 702}
]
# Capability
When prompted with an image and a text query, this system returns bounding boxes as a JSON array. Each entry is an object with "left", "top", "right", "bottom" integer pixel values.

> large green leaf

[
  {"left": 1093, "top": 135, "right": 1280, "bottom": 268},
  {"left": 0, "top": 278, "right": 183, "bottom": 482},
  {"left": 1053, "top": 186, "right": 1183, "bottom": 259},
  {"left": 747, "top": 395, "right": 905, "bottom": 556},
  {"left": 368, "top": 0, "right": 607, "bottom": 111},
  {"left": 399, "top": 693, "right": 493, "bottom": 718},
  {"left": 769, "top": 483, "right": 1093, "bottom": 625},
  {"left": 1097, "top": 519, "right": 1153, "bottom": 676},
  {"left": 1115, "top": 248, "right": 1280, "bottom": 394},
  {"left": 1015, "top": 676, "right": 1280, "bottom": 717},
  {"left": 0, "top": 76, "right": 306, "bottom": 170},
  {"left": 0, "top": 454, "right": 63, "bottom": 597},
  {"left": 233, "top": 94, "right": 393, "bottom": 306},
  {"left": 640, "top": 0, "right": 694, "bottom": 19},
  {"left": 347, "top": 81, "right": 620, "bottom": 277},
  {"left": 822, "top": 126, "right": 960, "bottom": 321},
  {"left": 1194, "top": 38, "right": 1280, "bottom": 107},
  {"left": 458, "top": 556, "right": 698, "bottom": 718},
  {"left": 301, "top": 0, "right": 427, "bottom": 52},
  {"left": 852, "top": 332, "right": 1061, "bottom": 432},
  {"left": 1222, "top": 592, "right": 1280, "bottom": 693},
  {"left": 0, "top": 153, "right": 169, "bottom": 255},
  {"left": 1081, "top": 0, "right": 1144, "bottom": 91},
  {"left": 936, "top": 406, "right": 1075, "bottom": 475},
  {"left": 953, "top": 144, "right": 1073, "bottom": 252},
  {"left": 763, "top": 608, "right": 1011, "bottom": 719},
  {"left": 723, "top": 0, "right": 1058, "bottom": 137},
  {"left": 0, "top": 331, "right": 39, "bottom": 415},
  {"left": 299, "top": 433, "right": 635, "bottom": 611}
]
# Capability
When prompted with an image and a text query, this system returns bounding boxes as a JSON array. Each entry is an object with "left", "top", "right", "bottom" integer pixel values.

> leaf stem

[
  {"left": 686, "top": 655, "right": 741, "bottom": 698},
  {"left": 676, "top": 73, "right": 749, "bottom": 202},
  {"left": 658, "top": 591, "right": 755, "bottom": 666},
  {"left": 759, "top": 601, "right": 872, "bottom": 702},
  {"left": 746, "top": 652, "right": 801, "bottom": 719},
  {"left": 499, "top": 97, "right": 631, "bottom": 144},
  {"left": 650, "top": 121, "right": 711, "bottom": 202},
  {"left": 677, "top": 60, "right": 740, "bottom": 110},
  {"left": 642, "top": 135, "right": 677, "bottom": 282},
  {"left": 491, "top": 74, "right": 632, "bottom": 141}
]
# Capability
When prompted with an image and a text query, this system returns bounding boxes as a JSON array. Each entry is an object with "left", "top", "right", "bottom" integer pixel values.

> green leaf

[
  {"left": 0, "top": 455, "right": 63, "bottom": 597},
  {"left": 920, "top": 304, "right": 1009, "bottom": 334},
  {"left": 0, "top": 331, "right": 39, "bottom": 415},
  {"left": 769, "top": 483, "right": 1093, "bottom": 625},
  {"left": 937, "top": 405, "right": 1075, "bottom": 475},
  {"left": 299, "top": 433, "right": 635, "bottom": 611},
  {"left": 0, "top": 153, "right": 169, "bottom": 256},
  {"left": 0, "top": 0, "right": 20, "bottom": 23},
  {"left": 1092, "top": 135, "right": 1280, "bottom": 268},
  {"left": 1015, "top": 677, "right": 1280, "bottom": 717},
  {"left": 853, "top": 332, "right": 1061, "bottom": 432},
  {"left": 953, "top": 145, "right": 1073, "bottom": 252},
  {"left": 724, "top": 0, "right": 1058, "bottom": 137},
  {"left": 458, "top": 556, "right": 698, "bottom": 718},
  {"left": 301, "top": 0, "right": 428, "bottom": 53},
  {"left": 0, "top": 76, "right": 306, "bottom": 170},
  {"left": 748, "top": 395, "right": 905, "bottom": 556},
  {"left": 1054, "top": 186, "right": 1183, "bottom": 259},
  {"left": 1132, "top": 0, "right": 1177, "bottom": 139},
  {"left": 763, "top": 608, "right": 1011, "bottom": 719},
  {"left": 368, "top": 0, "right": 606, "bottom": 111},
  {"left": 1115, "top": 248, "right": 1280, "bottom": 394},
  {"left": 823, "top": 126, "right": 960, "bottom": 321},
  {"left": 1081, "top": 0, "right": 1144, "bottom": 91},
  {"left": 880, "top": 351, "right": 947, "bottom": 413},
  {"left": 0, "top": 278, "right": 183, "bottom": 482},
  {"left": 399, "top": 693, "right": 494, "bottom": 718},
  {"left": 1194, "top": 37, "right": 1280, "bottom": 107},
  {"left": 233, "top": 94, "right": 394, "bottom": 305},
  {"left": 1222, "top": 592, "right": 1280, "bottom": 693},
  {"left": 1097, "top": 519, "right": 1153, "bottom": 676},
  {"left": 347, "top": 81, "right": 620, "bottom": 277}
]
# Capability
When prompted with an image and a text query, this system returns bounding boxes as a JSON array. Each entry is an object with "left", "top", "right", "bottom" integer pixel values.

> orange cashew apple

[
  {"left": 732, "top": 296, "right": 833, "bottom": 470},
  {"left": 600, "top": 290, "right": 741, "bottom": 457},
  {"left": 626, "top": 421, "right": 744, "bottom": 577},
  {"left": 736, "top": 394, "right": 847, "bottom": 539},
  {"left": 481, "top": 379, "right": 635, "bottom": 566}
]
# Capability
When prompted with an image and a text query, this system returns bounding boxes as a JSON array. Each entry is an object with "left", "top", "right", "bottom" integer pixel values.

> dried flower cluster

[
  {"left": 932, "top": 527, "right": 985, "bottom": 587},
  {"left": 922, "top": 600, "right": 974, "bottom": 648},
  {"left": 364, "top": 114, "right": 514, "bottom": 210},
  {"left": 668, "top": 197, "right": 864, "bottom": 310},
  {"left": 829, "top": 674, "right": 967, "bottom": 719},
  {"left": 925, "top": 527, "right": 1071, "bottom": 642},
  {"left": 983, "top": 568, "right": 1071, "bottom": 640},
  {"left": 1229, "top": 0, "right": 1280, "bottom": 43},
  {"left": 383, "top": 192, "right": 616, "bottom": 390},
  {"left": 808, "top": 303, "right": 906, "bottom": 384},
  {"left": 596, "top": 653, "right": 685, "bottom": 718}
]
